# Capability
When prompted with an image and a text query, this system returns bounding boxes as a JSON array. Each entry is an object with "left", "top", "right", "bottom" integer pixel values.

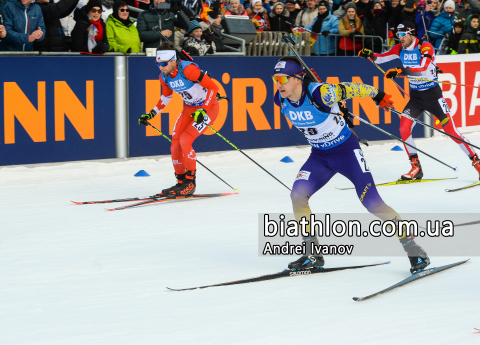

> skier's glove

[
  {"left": 191, "top": 108, "right": 207, "bottom": 124},
  {"left": 372, "top": 90, "right": 394, "bottom": 111},
  {"left": 385, "top": 67, "right": 402, "bottom": 80},
  {"left": 139, "top": 109, "right": 156, "bottom": 126},
  {"left": 358, "top": 48, "right": 374, "bottom": 60}
]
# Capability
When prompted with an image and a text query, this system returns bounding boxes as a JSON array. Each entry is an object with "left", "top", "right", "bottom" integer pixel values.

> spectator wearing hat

[
  {"left": 33, "top": 0, "right": 79, "bottom": 52},
  {"left": 106, "top": 0, "right": 140, "bottom": 54},
  {"left": 225, "top": 0, "right": 248, "bottom": 15},
  {"left": 308, "top": 0, "right": 338, "bottom": 55},
  {"left": 355, "top": 0, "right": 370, "bottom": 21},
  {"left": 455, "top": 0, "right": 480, "bottom": 21},
  {"left": 333, "top": 0, "right": 350, "bottom": 19},
  {"left": 458, "top": 13, "right": 480, "bottom": 53},
  {"left": 297, "top": 0, "right": 307, "bottom": 9},
  {"left": 428, "top": 0, "right": 456, "bottom": 49},
  {"left": 389, "top": 0, "right": 417, "bottom": 34},
  {"left": 2, "top": 0, "right": 45, "bottom": 51},
  {"left": 295, "top": 0, "right": 317, "bottom": 27},
  {"left": 137, "top": 0, "right": 190, "bottom": 51},
  {"left": 269, "top": 2, "right": 292, "bottom": 32},
  {"left": 181, "top": 20, "right": 216, "bottom": 56},
  {"left": 247, "top": 0, "right": 271, "bottom": 31},
  {"left": 338, "top": 2, "right": 364, "bottom": 55},
  {"left": 362, "top": 0, "right": 392, "bottom": 52},
  {"left": 285, "top": 0, "right": 300, "bottom": 22},
  {"left": 415, "top": 0, "right": 439, "bottom": 40},
  {"left": 71, "top": 0, "right": 109, "bottom": 53},
  {"left": 446, "top": 17, "right": 466, "bottom": 54}
]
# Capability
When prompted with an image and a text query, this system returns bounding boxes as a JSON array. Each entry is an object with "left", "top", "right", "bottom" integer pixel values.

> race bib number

[
  {"left": 295, "top": 170, "right": 311, "bottom": 181},
  {"left": 354, "top": 149, "right": 370, "bottom": 173},
  {"left": 438, "top": 98, "right": 451, "bottom": 115},
  {"left": 192, "top": 114, "right": 211, "bottom": 133}
]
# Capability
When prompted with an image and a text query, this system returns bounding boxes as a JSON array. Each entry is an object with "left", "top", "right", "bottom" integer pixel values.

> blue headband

[{"left": 274, "top": 60, "right": 303, "bottom": 76}]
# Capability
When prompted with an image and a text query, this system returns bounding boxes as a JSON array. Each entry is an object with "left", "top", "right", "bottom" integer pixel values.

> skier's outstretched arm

[{"left": 319, "top": 82, "right": 393, "bottom": 110}]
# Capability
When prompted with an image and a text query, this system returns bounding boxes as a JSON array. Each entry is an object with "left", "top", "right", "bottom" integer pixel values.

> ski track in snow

[{"left": 1, "top": 133, "right": 479, "bottom": 345}]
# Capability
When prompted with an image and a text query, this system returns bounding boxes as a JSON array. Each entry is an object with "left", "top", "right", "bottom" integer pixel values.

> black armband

[
  {"left": 422, "top": 53, "right": 433, "bottom": 59},
  {"left": 372, "top": 90, "right": 386, "bottom": 104},
  {"left": 338, "top": 84, "right": 347, "bottom": 100}
]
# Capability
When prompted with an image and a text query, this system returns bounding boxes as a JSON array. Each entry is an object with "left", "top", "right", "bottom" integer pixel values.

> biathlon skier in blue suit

[{"left": 273, "top": 56, "right": 430, "bottom": 274}]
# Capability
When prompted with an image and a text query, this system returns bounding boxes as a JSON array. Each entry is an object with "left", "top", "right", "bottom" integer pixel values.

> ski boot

[
  {"left": 471, "top": 154, "right": 480, "bottom": 180},
  {"left": 159, "top": 173, "right": 186, "bottom": 197},
  {"left": 401, "top": 237, "right": 430, "bottom": 274},
  {"left": 171, "top": 170, "right": 196, "bottom": 196},
  {"left": 288, "top": 255, "right": 325, "bottom": 270},
  {"left": 401, "top": 154, "right": 423, "bottom": 180}
]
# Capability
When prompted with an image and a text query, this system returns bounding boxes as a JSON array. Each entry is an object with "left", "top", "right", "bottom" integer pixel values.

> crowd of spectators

[{"left": 0, "top": 0, "right": 479, "bottom": 55}]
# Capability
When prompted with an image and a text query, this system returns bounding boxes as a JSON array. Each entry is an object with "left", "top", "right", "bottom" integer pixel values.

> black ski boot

[
  {"left": 160, "top": 173, "right": 185, "bottom": 197},
  {"left": 172, "top": 170, "right": 196, "bottom": 196},
  {"left": 288, "top": 255, "right": 325, "bottom": 270},
  {"left": 401, "top": 237, "right": 430, "bottom": 274}
]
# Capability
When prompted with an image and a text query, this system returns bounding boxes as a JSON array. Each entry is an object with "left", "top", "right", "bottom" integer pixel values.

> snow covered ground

[{"left": 1, "top": 133, "right": 479, "bottom": 345}]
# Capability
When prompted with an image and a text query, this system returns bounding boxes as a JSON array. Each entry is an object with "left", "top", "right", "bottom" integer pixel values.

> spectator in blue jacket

[
  {"left": 308, "top": 1, "right": 339, "bottom": 56},
  {"left": 415, "top": 0, "right": 439, "bottom": 40},
  {"left": 0, "top": 9, "right": 6, "bottom": 50},
  {"left": 428, "top": 0, "right": 456, "bottom": 48},
  {"left": 3, "top": 0, "right": 45, "bottom": 51}
]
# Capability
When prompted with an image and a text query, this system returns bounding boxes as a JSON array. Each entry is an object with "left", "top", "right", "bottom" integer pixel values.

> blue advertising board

[{"left": 0, "top": 56, "right": 116, "bottom": 166}]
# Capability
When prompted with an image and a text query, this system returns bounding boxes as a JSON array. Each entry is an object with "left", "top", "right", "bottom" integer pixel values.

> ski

[
  {"left": 166, "top": 261, "right": 390, "bottom": 291},
  {"left": 72, "top": 195, "right": 158, "bottom": 204},
  {"left": 445, "top": 181, "right": 480, "bottom": 192},
  {"left": 353, "top": 259, "right": 469, "bottom": 302},
  {"left": 336, "top": 177, "right": 456, "bottom": 190},
  {"left": 106, "top": 192, "right": 238, "bottom": 211}
]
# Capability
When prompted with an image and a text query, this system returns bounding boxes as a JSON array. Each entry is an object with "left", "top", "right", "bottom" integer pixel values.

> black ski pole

[
  {"left": 205, "top": 124, "right": 292, "bottom": 191},
  {"left": 388, "top": 107, "right": 480, "bottom": 151},
  {"left": 145, "top": 121, "right": 237, "bottom": 191}
]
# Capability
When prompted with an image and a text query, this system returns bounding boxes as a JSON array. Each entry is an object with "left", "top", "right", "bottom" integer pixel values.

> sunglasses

[
  {"left": 396, "top": 31, "right": 411, "bottom": 38},
  {"left": 119, "top": 8, "right": 130, "bottom": 12},
  {"left": 90, "top": 8, "right": 103, "bottom": 13},
  {"left": 272, "top": 74, "right": 302, "bottom": 84},
  {"left": 156, "top": 57, "right": 175, "bottom": 67}
]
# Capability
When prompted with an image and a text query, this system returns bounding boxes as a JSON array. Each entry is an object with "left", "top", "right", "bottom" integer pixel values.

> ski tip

[
  {"left": 234, "top": 188, "right": 238, "bottom": 191},
  {"left": 71, "top": 201, "right": 82, "bottom": 204},
  {"left": 454, "top": 167, "right": 457, "bottom": 171},
  {"left": 105, "top": 208, "right": 115, "bottom": 211},
  {"left": 381, "top": 261, "right": 391, "bottom": 265},
  {"left": 352, "top": 297, "right": 363, "bottom": 302}
]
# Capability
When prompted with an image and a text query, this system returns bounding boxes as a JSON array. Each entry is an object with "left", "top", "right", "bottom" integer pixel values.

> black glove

[
  {"left": 92, "top": 45, "right": 104, "bottom": 54},
  {"left": 358, "top": 48, "right": 374, "bottom": 59},
  {"left": 321, "top": 30, "right": 330, "bottom": 37},
  {"left": 138, "top": 109, "right": 157, "bottom": 126},
  {"left": 348, "top": 31, "right": 355, "bottom": 39},
  {"left": 126, "top": 47, "right": 132, "bottom": 54},
  {"left": 191, "top": 108, "right": 207, "bottom": 124},
  {"left": 385, "top": 67, "right": 401, "bottom": 79}
]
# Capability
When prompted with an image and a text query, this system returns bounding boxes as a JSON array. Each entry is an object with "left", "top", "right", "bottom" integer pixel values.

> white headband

[{"left": 156, "top": 50, "right": 176, "bottom": 62}]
